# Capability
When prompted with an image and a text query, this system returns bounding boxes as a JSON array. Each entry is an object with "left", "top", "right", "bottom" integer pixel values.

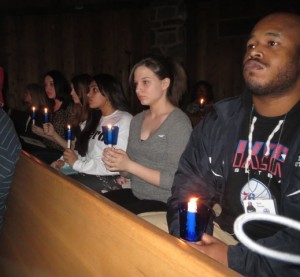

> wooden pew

[{"left": 0, "top": 151, "right": 240, "bottom": 277}]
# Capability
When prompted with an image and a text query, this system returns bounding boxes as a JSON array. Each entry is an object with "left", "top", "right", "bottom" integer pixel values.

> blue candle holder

[
  {"left": 179, "top": 200, "right": 211, "bottom": 242},
  {"left": 102, "top": 125, "right": 119, "bottom": 146}
]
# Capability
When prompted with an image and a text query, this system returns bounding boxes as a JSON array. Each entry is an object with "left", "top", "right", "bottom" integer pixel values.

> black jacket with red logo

[{"left": 167, "top": 93, "right": 300, "bottom": 277}]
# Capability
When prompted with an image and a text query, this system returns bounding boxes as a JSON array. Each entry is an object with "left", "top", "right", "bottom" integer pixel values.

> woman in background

[
  {"left": 9, "top": 83, "right": 49, "bottom": 152},
  {"left": 12, "top": 83, "right": 48, "bottom": 135},
  {"left": 44, "top": 73, "right": 92, "bottom": 149},
  {"left": 185, "top": 80, "right": 214, "bottom": 127},
  {"left": 102, "top": 55, "right": 192, "bottom": 215},
  {"left": 32, "top": 70, "right": 73, "bottom": 163},
  {"left": 52, "top": 73, "right": 132, "bottom": 193}
]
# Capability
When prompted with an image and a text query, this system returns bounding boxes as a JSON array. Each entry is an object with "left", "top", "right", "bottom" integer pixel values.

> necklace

[{"left": 245, "top": 105, "right": 287, "bottom": 188}]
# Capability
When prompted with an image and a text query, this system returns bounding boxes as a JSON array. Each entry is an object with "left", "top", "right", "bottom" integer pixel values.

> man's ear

[{"left": 161, "top": 78, "right": 170, "bottom": 91}]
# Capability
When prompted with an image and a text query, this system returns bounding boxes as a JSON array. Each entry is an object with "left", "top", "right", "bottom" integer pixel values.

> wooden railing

[{"left": 0, "top": 151, "right": 240, "bottom": 277}]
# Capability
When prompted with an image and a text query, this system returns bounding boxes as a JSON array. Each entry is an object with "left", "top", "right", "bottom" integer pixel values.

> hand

[
  {"left": 51, "top": 160, "right": 65, "bottom": 169},
  {"left": 115, "top": 176, "right": 131, "bottom": 186},
  {"left": 63, "top": 149, "right": 78, "bottom": 166},
  {"left": 102, "top": 147, "right": 130, "bottom": 172},
  {"left": 43, "top": 123, "right": 56, "bottom": 138},
  {"left": 31, "top": 124, "right": 44, "bottom": 136},
  {"left": 189, "top": 233, "right": 228, "bottom": 266}
]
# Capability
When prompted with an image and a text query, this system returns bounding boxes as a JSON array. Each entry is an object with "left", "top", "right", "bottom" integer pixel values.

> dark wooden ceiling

[{"left": 0, "top": 0, "right": 151, "bottom": 15}]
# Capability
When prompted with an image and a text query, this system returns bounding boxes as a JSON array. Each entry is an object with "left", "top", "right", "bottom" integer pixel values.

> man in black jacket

[{"left": 167, "top": 12, "right": 300, "bottom": 276}]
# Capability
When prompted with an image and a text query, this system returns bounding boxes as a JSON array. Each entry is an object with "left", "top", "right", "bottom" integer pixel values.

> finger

[
  {"left": 200, "top": 233, "right": 211, "bottom": 243},
  {"left": 103, "top": 152, "right": 110, "bottom": 159},
  {"left": 106, "top": 149, "right": 114, "bottom": 157},
  {"left": 65, "top": 149, "right": 72, "bottom": 154}
]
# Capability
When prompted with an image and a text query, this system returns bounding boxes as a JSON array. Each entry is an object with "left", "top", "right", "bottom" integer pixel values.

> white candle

[
  {"left": 32, "top": 106, "right": 36, "bottom": 125},
  {"left": 67, "top": 125, "right": 72, "bottom": 149},
  {"left": 188, "top": 197, "right": 198, "bottom": 213},
  {"left": 199, "top": 98, "right": 205, "bottom": 109},
  {"left": 186, "top": 197, "right": 198, "bottom": 241},
  {"left": 44, "top": 108, "right": 49, "bottom": 123},
  {"left": 107, "top": 124, "right": 112, "bottom": 146}
]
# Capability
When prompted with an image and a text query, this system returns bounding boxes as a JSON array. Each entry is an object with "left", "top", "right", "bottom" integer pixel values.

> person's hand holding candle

[
  {"left": 63, "top": 148, "right": 78, "bottom": 166},
  {"left": 43, "top": 122, "right": 55, "bottom": 137},
  {"left": 31, "top": 124, "right": 44, "bottom": 136},
  {"left": 189, "top": 234, "right": 229, "bottom": 267},
  {"left": 102, "top": 147, "right": 130, "bottom": 172}
]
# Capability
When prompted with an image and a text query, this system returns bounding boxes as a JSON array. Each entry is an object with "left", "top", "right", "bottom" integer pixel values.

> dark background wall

[{"left": 0, "top": 0, "right": 299, "bottom": 112}]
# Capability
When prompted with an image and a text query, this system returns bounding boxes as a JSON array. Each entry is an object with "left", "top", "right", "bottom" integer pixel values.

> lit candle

[
  {"left": 67, "top": 125, "right": 72, "bottom": 149},
  {"left": 44, "top": 108, "right": 49, "bottom": 123},
  {"left": 107, "top": 124, "right": 113, "bottom": 146},
  {"left": 199, "top": 98, "right": 205, "bottom": 110},
  {"left": 32, "top": 106, "right": 36, "bottom": 125},
  {"left": 102, "top": 125, "right": 119, "bottom": 147},
  {"left": 186, "top": 197, "right": 198, "bottom": 241}
]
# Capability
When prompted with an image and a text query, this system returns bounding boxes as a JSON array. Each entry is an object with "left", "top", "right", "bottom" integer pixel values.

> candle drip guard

[{"left": 234, "top": 213, "right": 300, "bottom": 264}]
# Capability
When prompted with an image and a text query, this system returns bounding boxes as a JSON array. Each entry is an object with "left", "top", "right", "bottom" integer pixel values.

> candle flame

[
  {"left": 188, "top": 197, "right": 198, "bottom": 212},
  {"left": 44, "top": 108, "right": 48, "bottom": 113},
  {"left": 200, "top": 98, "right": 204, "bottom": 105},
  {"left": 107, "top": 124, "right": 112, "bottom": 130},
  {"left": 67, "top": 124, "right": 71, "bottom": 129},
  {"left": 32, "top": 106, "right": 36, "bottom": 111}
]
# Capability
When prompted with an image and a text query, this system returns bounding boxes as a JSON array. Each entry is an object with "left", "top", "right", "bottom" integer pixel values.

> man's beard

[{"left": 245, "top": 58, "right": 300, "bottom": 97}]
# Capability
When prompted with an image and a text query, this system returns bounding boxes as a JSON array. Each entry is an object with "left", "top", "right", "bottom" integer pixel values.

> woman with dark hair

[
  {"left": 31, "top": 70, "right": 73, "bottom": 163},
  {"left": 54, "top": 73, "right": 132, "bottom": 192},
  {"left": 102, "top": 54, "right": 192, "bottom": 216},
  {"left": 45, "top": 73, "right": 92, "bottom": 149}
]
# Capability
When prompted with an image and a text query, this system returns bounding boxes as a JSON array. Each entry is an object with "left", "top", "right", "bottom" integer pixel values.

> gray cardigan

[{"left": 127, "top": 107, "right": 192, "bottom": 203}]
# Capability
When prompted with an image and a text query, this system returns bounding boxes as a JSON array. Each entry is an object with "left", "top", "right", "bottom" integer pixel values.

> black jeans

[
  {"left": 69, "top": 173, "right": 122, "bottom": 194},
  {"left": 103, "top": 189, "right": 167, "bottom": 214}
]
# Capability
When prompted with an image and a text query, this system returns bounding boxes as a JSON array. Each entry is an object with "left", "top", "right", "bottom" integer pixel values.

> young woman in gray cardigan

[{"left": 102, "top": 55, "right": 192, "bottom": 214}]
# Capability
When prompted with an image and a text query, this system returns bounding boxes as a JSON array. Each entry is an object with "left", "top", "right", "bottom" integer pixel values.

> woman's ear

[{"left": 161, "top": 78, "right": 170, "bottom": 91}]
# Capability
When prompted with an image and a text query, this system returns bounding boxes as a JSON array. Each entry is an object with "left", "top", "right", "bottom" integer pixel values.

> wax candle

[
  {"left": 67, "top": 125, "right": 72, "bottom": 149},
  {"left": 32, "top": 106, "right": 36, "bottom": 125},
  {"left": 107, "top": 124, "right": 113, "bottom": 145},
  {"left": 102, "top": 125, "right": 119, "bottom": 146},
  {"left": 44, "top": 108, "right": 49, "bottom": 123},
  {"left": 186, "top": 198, "right": 198, "bottom": 241},
  {"left": 199, "top": 98, "right": 205, "bottom": 110},
  {"left": 179, "top": 198, "right": 211, "bottom": 242}
]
